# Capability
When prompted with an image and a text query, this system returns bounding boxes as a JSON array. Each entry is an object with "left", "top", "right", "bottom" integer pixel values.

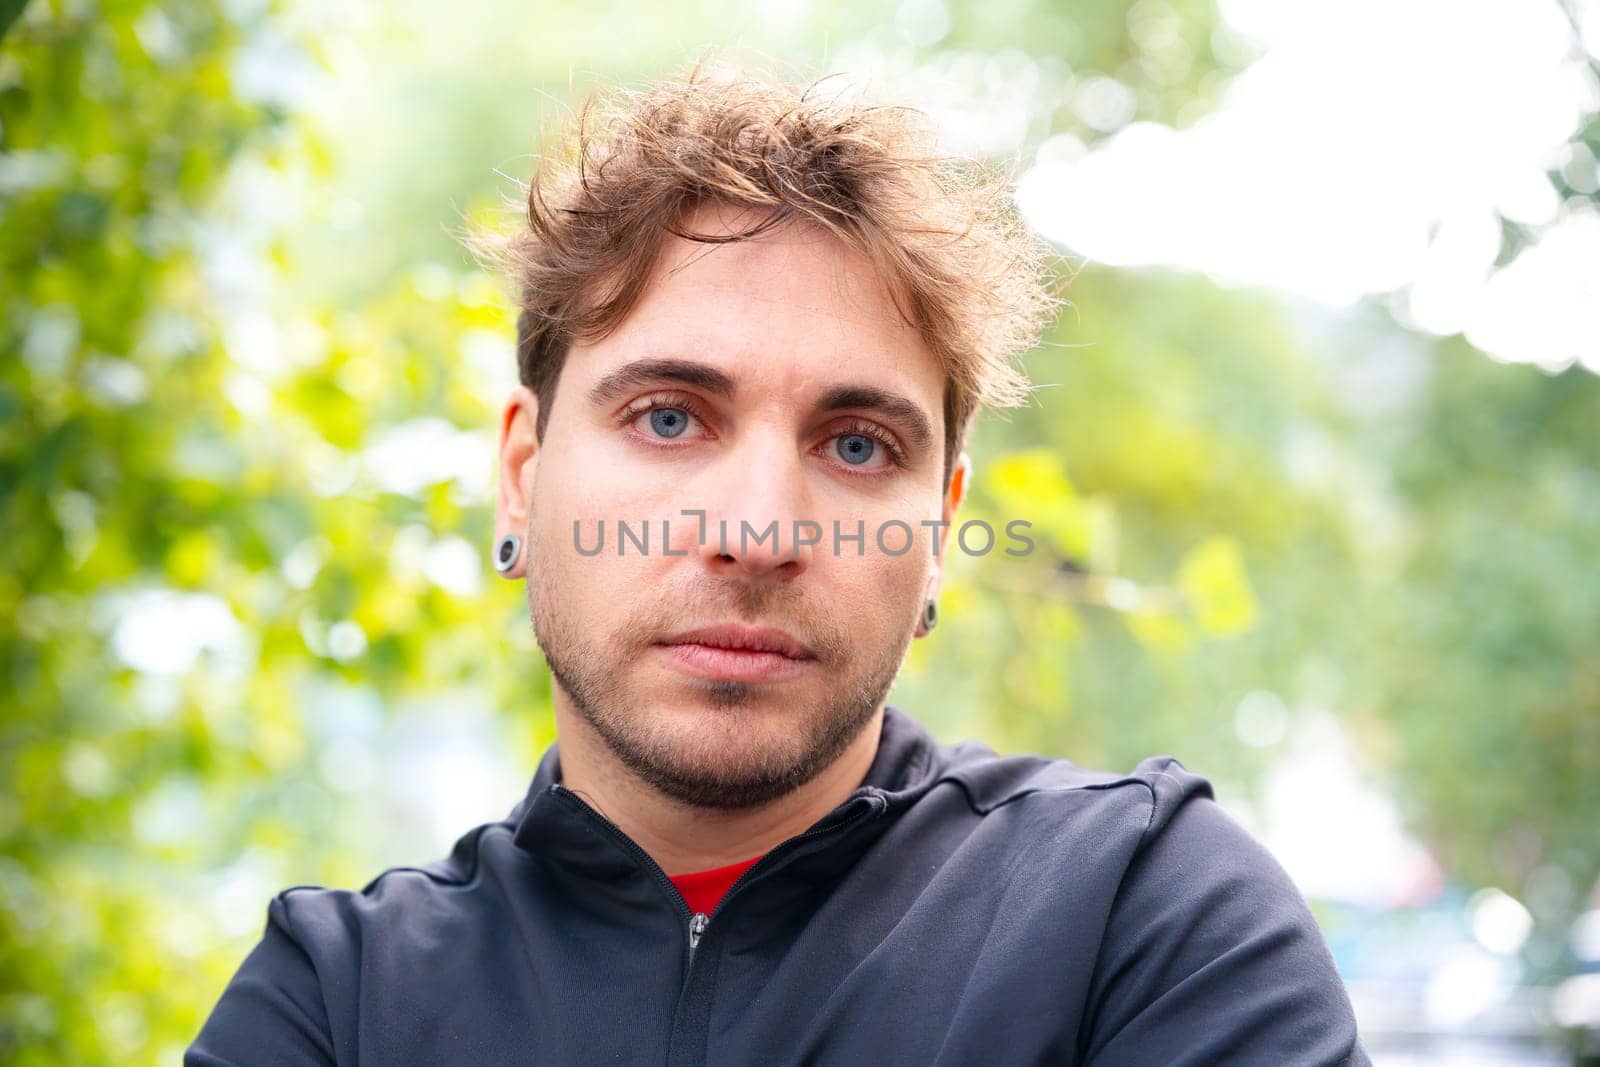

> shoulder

[
  {"left": 1019, "top": 755, "right": 1369, "bottom": 1064},
  {"left": 267, "top": 816, "right": 525, "bottom": 967},
  {"left": 942, "top": 742, "right": 1364, "bottom": 1062},
  {"left": 188, "top": 819, "right": 526, "bottom": 1065},
  {"left": 940, "top": 740, "right": 1214, "bottom": 837},
  {"left": 954, "top": 745, "right": 1316, "bottom": 959},
  {"left": 919, "top": 744, "right": 1242, "bottom": 922}
]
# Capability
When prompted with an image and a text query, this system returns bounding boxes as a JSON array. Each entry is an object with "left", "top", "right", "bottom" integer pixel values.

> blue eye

[
  {"left": 836, "top": 434, "right": 876, "bottom": 465},
  {"left": 649, "top": 408, "right": 690, "bottom": 438}
]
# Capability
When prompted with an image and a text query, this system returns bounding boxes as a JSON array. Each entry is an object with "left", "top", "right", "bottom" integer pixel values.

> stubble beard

[{"left": 525, "top": 549, "right": 912, "bottom": 811}]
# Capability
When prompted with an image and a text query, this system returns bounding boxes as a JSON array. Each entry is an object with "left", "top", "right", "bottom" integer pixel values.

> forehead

[{"left": 568, "top": 208, "right": 945, "bottom": 412}]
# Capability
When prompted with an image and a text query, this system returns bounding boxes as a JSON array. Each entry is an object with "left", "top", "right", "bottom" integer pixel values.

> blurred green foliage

[
  {"left": 2, "top": 0, "right": 1597, "bottom": 1061},
  {"left": 1, "top": 1, "right": 545, "bottom": 1060}
]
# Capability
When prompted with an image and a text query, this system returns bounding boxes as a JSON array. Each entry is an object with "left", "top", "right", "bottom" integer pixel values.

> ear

[
  {"left": 930, "top": 450, "right": 970, "bottom": 575},
  {"left": 917, "top": 451, "right": 970, "bottom": 636},
  {"left": 494, "top": 385, "right": 541, "bottom": 579},
  {"left": 946, "top": 451, "right": 970, "bottom": 520}
]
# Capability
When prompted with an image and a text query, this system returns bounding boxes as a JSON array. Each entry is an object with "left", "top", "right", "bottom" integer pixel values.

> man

[{"left": 189, "top": 69, "right": 1369, "bottom": 1065}]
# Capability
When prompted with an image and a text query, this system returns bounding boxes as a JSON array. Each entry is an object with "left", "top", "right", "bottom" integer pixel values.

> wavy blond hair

[{"left": 472, "top": 64, "right": 1059, "bottom": 485}]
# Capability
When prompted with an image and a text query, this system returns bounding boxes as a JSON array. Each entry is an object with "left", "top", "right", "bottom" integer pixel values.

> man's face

[{"left": 497, "top": 206, "right": 962, "bottom": 810}]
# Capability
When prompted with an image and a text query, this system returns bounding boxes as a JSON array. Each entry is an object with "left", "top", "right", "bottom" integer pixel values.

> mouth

[{"left": 655, "top": 624, "right": 817, "bottom": 683}]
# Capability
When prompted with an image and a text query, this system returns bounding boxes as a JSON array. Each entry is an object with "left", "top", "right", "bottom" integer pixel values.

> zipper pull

[{"left": 688, "top": 911, "right": 709, "bottom": 950}]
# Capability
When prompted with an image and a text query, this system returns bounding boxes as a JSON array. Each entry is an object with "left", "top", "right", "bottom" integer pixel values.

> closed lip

[{"left": 658, "top": 624, "right": 814, "bottom": 660}]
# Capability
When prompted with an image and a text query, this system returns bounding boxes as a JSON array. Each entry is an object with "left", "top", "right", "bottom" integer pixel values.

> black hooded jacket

[{"left": 188, "top": 705, "right": 1369, "bottom": 1065}]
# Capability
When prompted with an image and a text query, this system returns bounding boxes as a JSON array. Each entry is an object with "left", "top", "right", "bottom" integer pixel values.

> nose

[{"left": 694, "top": 430, "right": 816, "bottom": 582}]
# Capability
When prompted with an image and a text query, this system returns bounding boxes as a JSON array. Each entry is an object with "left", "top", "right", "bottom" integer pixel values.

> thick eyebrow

[
  {"left": 585, "top": 358, "right": 738, "bottom": 408},
  {"left": 814, "top": 385, "right": 936, "bottom": 455}
]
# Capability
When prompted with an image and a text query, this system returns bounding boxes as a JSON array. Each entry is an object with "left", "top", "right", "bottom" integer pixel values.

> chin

[
  {"left": 598, "top": 687, "right": 864, "bottom": 811},
  {"left": 647, "top": 694, "right": 808, "bottom": 761}
]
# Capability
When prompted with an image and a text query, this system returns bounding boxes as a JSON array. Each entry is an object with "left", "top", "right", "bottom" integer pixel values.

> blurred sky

[
  {"left": 1016, "top": 0, "right": 1600, "bottom": 371},
  {"left": 221, "top": 0, "right": 1600, "bottom": 370}
]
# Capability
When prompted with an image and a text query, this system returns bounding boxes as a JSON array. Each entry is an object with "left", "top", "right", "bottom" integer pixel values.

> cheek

[
  {"left": 822, "top": 546, "right": 933, "bottom": 631},
  {"left": 834, "top": 504, "right": 944, "bottom": 584},
  {"left": 527, "top": 447, "right": 669, "bottom": 595},
  {"left": 529, "top": 432, "right": 649, "bottom": 540}
]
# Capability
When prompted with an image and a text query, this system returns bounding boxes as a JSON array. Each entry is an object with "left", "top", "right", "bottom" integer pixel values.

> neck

[{"left": 550, "top": 700, "right": 883, "bottom": 877}]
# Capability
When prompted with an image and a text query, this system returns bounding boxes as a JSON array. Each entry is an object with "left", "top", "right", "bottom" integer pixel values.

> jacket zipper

[
  {"left": 686, "top": 911, "right": 709, "bottom": 966},
  {"left": 551, "top": 784, "right": 883, "bottom": 972},
  {"left": 671, "top": 797, "right": 881, "bottom": 1066}
]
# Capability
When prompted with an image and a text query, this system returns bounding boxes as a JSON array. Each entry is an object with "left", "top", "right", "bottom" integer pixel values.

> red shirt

[{"left": 668, "top": 854, "right": 764, "bottom": 916}]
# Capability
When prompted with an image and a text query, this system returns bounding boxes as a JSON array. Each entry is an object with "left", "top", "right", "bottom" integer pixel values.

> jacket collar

[{"left": 507, "top": 704, "right": 944, "bottom": 882}]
